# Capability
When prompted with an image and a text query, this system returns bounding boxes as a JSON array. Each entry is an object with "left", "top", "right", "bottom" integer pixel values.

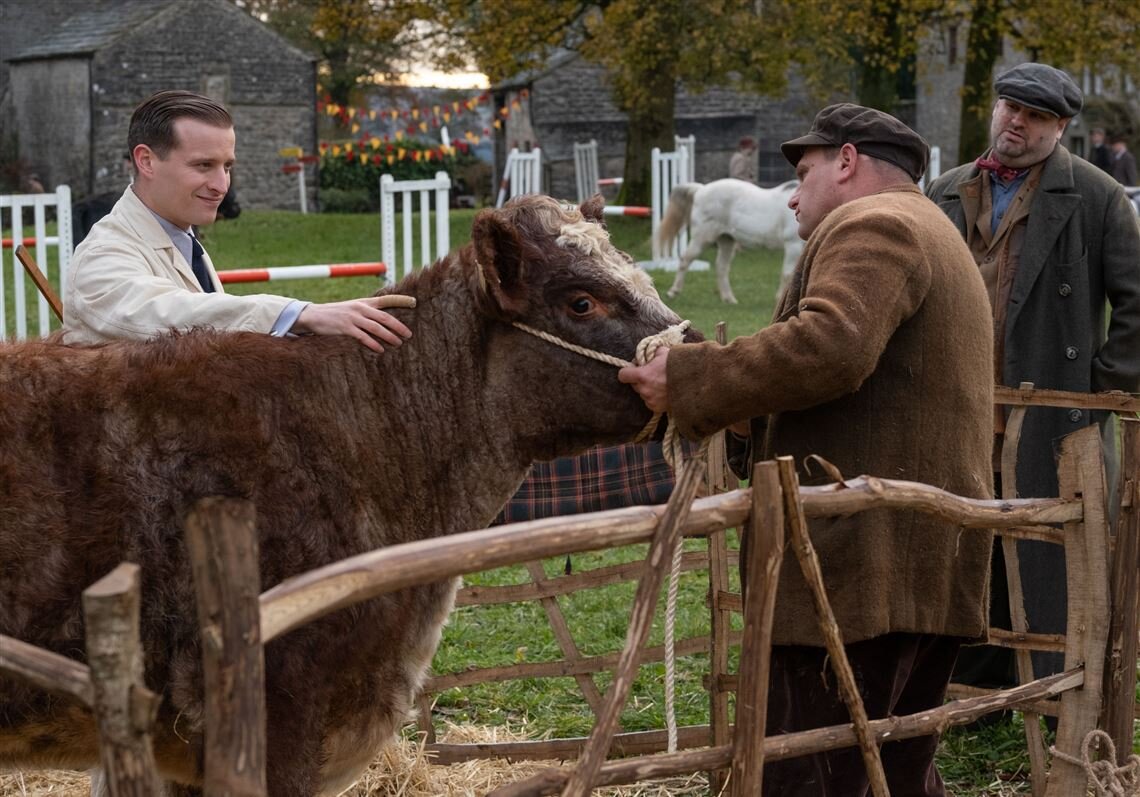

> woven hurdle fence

[{"left": 2, "top": 390, "right": 1135, "bottom": 795}]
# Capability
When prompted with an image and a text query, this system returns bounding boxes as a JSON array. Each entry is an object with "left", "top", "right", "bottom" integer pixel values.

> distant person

[
  {"left": 1088, "top": 127, "right": 1112, "bottom": 173},
  {"left": 63, "top": 90, "right": 411, "bottom": 351},
  {"left": 1109, "top": 134, "right": 1138, "bottom": 186},
  {"left": 927, "top": 62, "right": 1140, "bottom": 689},
  {"left": 729, "top": 136, "right": 757, "bottom": 183}
]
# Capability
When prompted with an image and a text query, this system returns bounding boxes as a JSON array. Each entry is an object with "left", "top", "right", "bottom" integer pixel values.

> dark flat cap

[
  {"left": 994, "top": 63, "right": 1082, "bottom": 118},
  {"left": 780, "top": 103, "right": 930, "bottom": 181}
]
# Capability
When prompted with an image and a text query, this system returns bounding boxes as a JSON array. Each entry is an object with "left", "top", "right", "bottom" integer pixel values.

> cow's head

[{"left": 468, "top": 194, "right": 703, "bottom": 456}]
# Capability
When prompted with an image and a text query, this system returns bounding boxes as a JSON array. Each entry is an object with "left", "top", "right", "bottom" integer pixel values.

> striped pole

[
  {"left": 601, "top": 206, "right": 650, "bottom": 217},
  {"left": 596, "top": 177, "right": 624, "bottom": 187},
  {"left": 218, "top": 262, "right": 386, "bottom": 284},
  {"left": 3, "top": 236, "right": 60, "bottom": 248}
]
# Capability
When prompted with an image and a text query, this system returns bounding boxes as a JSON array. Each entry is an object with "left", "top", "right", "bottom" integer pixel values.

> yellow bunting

[
  {"left": 397, "top": 147, "right": 406, "bottom": 159},
  {"left": 443, "top": 112, "right": 451, "bottom": 123},
  {"left": 493, "top": 119, "right": 501, "bottom": 129},
  {"left": 387, "top": 154, "right": 395, "bottom": 165},
  {"left": 332, "top": 145, "right": 341, "bottom": 156},
  {"left": 413, "top": 150, "right": 422, "bottom": 162},
  {"left": 411, "top": 108, "right": 419, "bottom": 119},
  {"left": 278, "top": 146, "right": 303, "bottom": 158},
  {"left": 351, "top": 123, "right": 360, "bottom": 134},
  {"left": 326, "top": 104, "right": 338, "bottom": 116},
  {"left": 395, "top": 130, "right": 404, "bottom": 141},
  {"left": 419, "top": 121, "right": 428, "bottom": 133},
  {"left": 432, "top": 105, "right": 440, "bottom": 115},
  {"left": 359, "top": 153, "right": 367, "bottom": 164},
  {"left": 369, "top": 110, "right": 376, "bottom": 120},
  {"left": 453, "top": 101, "right": 460, "bottom": 112},
  {"left": 345, "top": 142, "right": 354, "bottom": 152},
  {"left": 390, "top": 110, "right": 399, "bottom": 119},
  {"left": 370, "top": 136, "right": 381, "bottom": 150},
  {"left": 511, "top": 100, "right": 520, "bottom": 110},
  {"left": 347, "top": 106, "right": 356, "bottom": 117}
]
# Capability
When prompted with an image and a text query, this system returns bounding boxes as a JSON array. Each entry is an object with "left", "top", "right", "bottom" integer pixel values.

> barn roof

[
  {"left": 5, "top": 0, "right": 174, "bottom": 62},
  {"left": 493, "top": 49, "right": 583, "bottom": 91},
  {"left": 4, "top": 0, "right": 316, "bottom": 64}
]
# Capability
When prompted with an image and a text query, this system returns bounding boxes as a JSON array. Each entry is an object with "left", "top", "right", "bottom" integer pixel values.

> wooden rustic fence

[{"left": 1, "top": 390, "right": 1136, "bottom": 795}]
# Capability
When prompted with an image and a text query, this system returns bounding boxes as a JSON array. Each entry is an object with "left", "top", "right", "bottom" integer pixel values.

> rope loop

[{"left": 1051, "top": 730, "right": 1140, "bottom": 797}]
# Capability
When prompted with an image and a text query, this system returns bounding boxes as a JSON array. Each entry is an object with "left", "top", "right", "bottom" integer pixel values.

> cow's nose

[{"left": 683, "top": 325, "right": 705, "bottom": 344}]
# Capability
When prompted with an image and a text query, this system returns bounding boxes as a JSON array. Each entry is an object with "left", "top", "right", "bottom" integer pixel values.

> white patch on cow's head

[{"left": 557, "top": 220, "right": 659, "bottom": 301}]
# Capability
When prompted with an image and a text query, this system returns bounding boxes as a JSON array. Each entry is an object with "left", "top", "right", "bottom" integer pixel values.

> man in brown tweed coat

[{"left": 621, "top": 104, "right": 995, "bottom": 796}]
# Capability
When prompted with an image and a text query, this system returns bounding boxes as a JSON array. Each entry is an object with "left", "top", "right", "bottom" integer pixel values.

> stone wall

[{"left": 87, "top": 0, "right": 317, "bottom": 208}]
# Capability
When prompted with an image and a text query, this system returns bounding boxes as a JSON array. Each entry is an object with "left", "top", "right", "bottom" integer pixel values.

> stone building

[
  {"left": 1, "top": 0, "right": 317, "bottom": 209},
  {"left": 492, "top": 51, "right": 819, "bottom": 201}
]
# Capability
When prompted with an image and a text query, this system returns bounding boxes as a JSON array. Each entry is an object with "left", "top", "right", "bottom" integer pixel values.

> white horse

[{"left": 657, "top": 178, "right": 803, "bottom": 304}]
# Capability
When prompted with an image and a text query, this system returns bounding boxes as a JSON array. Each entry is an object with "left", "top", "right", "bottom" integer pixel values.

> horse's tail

[{"left": 655, "top": 183, "right": 701, "bottom": 252}]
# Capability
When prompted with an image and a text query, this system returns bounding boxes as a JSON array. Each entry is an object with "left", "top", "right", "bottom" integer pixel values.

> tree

[
  {"left": 774, "top": 0, "right": 1140, "bottom": 162},
  {"left": 232, "top": 0, "right": 410, "bottom": 111},
  {"left": 412, "top": 0, "right": 792, "bottom": 204}
]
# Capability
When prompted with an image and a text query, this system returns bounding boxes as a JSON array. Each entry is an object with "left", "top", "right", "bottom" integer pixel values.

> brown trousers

[{"left": 761, "top": 632, "right": 962, "bottom": 797}]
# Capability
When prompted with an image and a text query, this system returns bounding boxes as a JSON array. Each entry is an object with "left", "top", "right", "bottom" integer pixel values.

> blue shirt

[
  {"left": 989, "top": 170, "right": 1029, "bottom": 233},
  {"left": 146, "top": 205, "right": 306, "bottom": 336}
]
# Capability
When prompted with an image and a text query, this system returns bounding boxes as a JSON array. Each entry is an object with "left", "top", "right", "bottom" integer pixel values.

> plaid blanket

[{"left": 494, "top": 441, "right": 694, "bottom": 525}]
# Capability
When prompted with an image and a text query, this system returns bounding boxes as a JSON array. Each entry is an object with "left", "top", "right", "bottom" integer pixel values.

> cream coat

[{"left": 62, "top": 187, "right": 291, "bottom": 344}]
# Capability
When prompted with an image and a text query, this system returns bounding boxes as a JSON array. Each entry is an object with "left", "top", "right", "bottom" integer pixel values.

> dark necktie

[
  {"left": 189, "top": 236, "right": 215, "bottom": 293},
  {"left": 974, "top": 155, "right": 1024, "bottom": 183}
]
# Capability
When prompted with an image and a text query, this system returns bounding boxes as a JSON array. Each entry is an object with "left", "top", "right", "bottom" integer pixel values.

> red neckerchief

[{"left": 974, "top": 155, "right": 1025, "bottom": 183}]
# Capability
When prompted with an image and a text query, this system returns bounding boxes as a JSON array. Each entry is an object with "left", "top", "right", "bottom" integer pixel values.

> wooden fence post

[
  {"left": 1046, "top": 426, "right": 1111, "bottom": 797},
  {"left": 1102, "top": 416, "right": 1138, "bottom": 763},
  {"left": 729, "top": 461, "right": 786, "bottom": 796},
  {"left": 82, "top": 563, "right": 162, "bottom": 796},
  {"left": 184, "top": 497, "right": 267, "bottom": 797}
]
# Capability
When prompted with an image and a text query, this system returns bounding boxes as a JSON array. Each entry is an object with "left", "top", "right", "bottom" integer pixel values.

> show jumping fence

[
  {"left": 497, "top": 148, "right": 544, "bottom": 209},
  {"left": 1, "top": 186, "right": 72, "bottom": 341},
  {"left": 2, "top": 387, "right": 1136, "bottom": 796},
  {"left": 380, "top": 171, "right": 452, "bottom": 285}
]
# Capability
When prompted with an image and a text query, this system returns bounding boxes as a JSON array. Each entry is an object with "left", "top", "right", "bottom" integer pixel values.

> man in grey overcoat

[{"left": 927, "top": 62, "right": 1140, "bottom": 685}]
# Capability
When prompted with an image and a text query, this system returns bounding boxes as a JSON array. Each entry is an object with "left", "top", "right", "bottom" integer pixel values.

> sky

[{"left": 399, "top": 69, "right": 490, "bottom": 89}]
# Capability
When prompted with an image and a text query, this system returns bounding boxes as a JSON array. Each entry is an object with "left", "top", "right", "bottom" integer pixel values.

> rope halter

[{"left": 511, "top": 319, "right": 692, "bottom": 462}]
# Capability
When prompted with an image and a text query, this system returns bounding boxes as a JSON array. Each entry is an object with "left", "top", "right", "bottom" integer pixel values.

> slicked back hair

[{"left": 127, "top": 90, "right": 232, "bottom": 167}]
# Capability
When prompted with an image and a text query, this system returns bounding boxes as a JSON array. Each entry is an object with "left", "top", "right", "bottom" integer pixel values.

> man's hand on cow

[
  {"left": 295, "top": 297, "right": 414, "bottom": 352},
  {"left": 618, "top": 347, "right": 670, "bottom": 413}
]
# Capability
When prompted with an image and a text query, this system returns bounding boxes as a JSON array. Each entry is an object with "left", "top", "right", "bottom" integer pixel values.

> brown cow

[{"left": 0, "top": 195, "right": 698, "bottom": 795}]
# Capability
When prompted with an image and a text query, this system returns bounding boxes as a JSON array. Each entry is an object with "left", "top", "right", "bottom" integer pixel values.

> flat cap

[
  {"left": 780, "top": 103, "right": 930, "bottom": 182},
  {"left": 994, "top": 63, "right": 1082, "bottom": 118}
]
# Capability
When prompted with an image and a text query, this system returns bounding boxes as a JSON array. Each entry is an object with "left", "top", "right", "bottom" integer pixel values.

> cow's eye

[{"left": 570, "top": 296, "right": 594, "bottom": 315}]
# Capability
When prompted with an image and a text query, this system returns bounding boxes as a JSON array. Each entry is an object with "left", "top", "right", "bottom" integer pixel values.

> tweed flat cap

[
  {"left": 994, "top": 63, "right": 1082, "bottom": 118},
  {"left": 781, "top": 103, "right": 930, "bottom": 182}
]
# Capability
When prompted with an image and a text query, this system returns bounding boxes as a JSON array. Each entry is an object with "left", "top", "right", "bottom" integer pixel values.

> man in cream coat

[{"left": 63, "top": 90, "right": 411, "bottom": 351}]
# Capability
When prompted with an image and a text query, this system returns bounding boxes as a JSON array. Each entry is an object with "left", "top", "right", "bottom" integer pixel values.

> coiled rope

[
  {"left": 512, "top": 318, "right": 708, "bottom": 753},
  {"left": 1051, "top": 730, "right": 1140, "bottom": 797}
]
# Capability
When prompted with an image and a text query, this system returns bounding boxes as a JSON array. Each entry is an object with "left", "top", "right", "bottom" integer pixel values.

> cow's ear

[
  {"left": 580, "top": 194, "right": 605, "bottom": 224},
  {"left": 472, "top": 209, "right": 528, "bottom": 315}
]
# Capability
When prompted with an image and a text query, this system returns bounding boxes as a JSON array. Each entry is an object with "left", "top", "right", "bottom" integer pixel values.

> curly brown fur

[{"left": 0, "top": 195, "right": 698, "bottom": 795}]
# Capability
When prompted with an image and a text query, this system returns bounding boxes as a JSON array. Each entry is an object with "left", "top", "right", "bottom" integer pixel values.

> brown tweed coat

[{"left": 668, "top": 184, "right": 995, "bottom": 647}]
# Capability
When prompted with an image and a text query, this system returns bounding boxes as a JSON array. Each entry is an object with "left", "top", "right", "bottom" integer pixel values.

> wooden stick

[
  {"left": 524, "top": 560, "right": 608, "bottom": 719},
  {"left": 184, "top": 497, "right": 267, "bottom": 797},
  {"left": 456, "top": 551, "right": 714, "bottom": 606},
  {"left": 82, "top": 563, "right": 162, "bottom": 796},
  {"left": 999, "top": 386, "right": 1047, "bottom": 797},
  {"left": 706, "top": 318, "right": 733, "bottom": 795},
  {"left": 426, "top": 631, "right": 738, "bottom": 692},
  {"left": 994, "top": 384, "right": 1140, "bottom": 413},
  {"left": 259, "top": 484, "right": 1075, "bottom": 645},
  {"left": 556, "top": 459, "right": 705, "bottom": 797},
  {"left": 0, "top": 633, "right": 94, "bottom": 705},
  {"left": 776, "top": 457, "right": 889, "bottom": 797},
  {"left": 14, "top": 244, "right": 64, "bottom": 322},
  {"left": 1046, "top": 426, "right": 1112, "bottom": 797},
  {"left": 1103, "top": 417, "right": 1139, "bottom": 763},
  {"left": 730, "top": 461, "right": 785, "bottom": 796},
  {"left": 492, "top": 668, "right": 1085, "bottom": 796}
]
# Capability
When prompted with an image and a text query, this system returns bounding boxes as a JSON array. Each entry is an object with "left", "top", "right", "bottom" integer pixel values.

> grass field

[{"left": 3, "top": 208, "right": 1092, "bottom": 794}]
